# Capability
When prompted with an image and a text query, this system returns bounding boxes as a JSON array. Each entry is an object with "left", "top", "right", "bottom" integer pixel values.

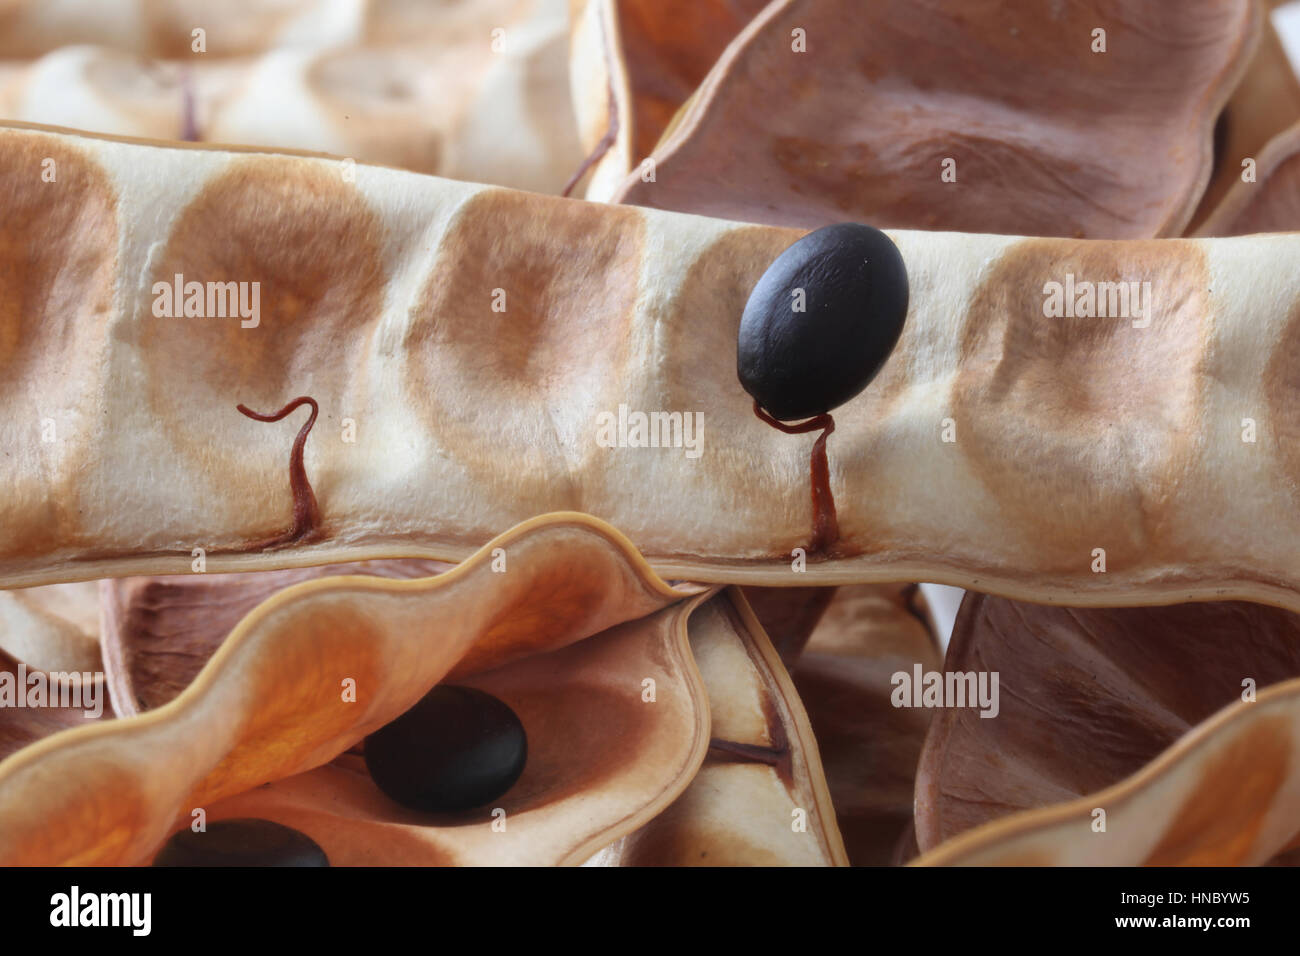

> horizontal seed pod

[{"left": 1, "top": 123, "right": 1299, "bottom": 616}]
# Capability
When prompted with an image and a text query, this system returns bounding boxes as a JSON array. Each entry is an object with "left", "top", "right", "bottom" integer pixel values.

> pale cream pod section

[{"left": 1, "top": 124, "right": 1298, "bottom": 617}]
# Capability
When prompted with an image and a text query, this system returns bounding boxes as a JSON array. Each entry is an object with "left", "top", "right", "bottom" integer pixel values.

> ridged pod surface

[
  {"left": 2, "top": 125, "right": 1300, "bottom": 615},
  {"left": 6, "top": 122, "right": 1300, "bottom": 866}
]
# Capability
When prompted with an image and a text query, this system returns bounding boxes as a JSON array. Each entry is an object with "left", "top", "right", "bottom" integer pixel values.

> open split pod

[
  {"left": 914, "top": 595, "right": 1300, "bottom": 865},
  {"left": 0, "top": 514, "right": 852, "bottom": 865},
  {"left": 594, "top": 0, "right": 1259, "bottom": 237}
]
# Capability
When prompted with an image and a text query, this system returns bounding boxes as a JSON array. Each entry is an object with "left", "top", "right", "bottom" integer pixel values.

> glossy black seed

[
  {"left": 151, "top": 818, "right": 328, "bottom": 867},
  {"left": 738, "top": 222, "right": 909, "bottom": 421},
  {"left": 364, "top": 685, "right": 527, "bottom": 814}
]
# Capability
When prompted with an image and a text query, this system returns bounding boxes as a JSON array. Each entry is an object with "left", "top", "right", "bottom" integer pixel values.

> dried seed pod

[
  {"left": 194, "top": 594, "right": 713, "bottom": 867},
  {"left": 8, "top": 126, "right": 1300, "bottom": 611},
  {"left": 612, "top": 0, "right": 1259, "bottom": 237}
]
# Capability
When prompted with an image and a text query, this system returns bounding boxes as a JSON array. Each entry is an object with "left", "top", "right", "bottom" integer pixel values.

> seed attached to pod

[
  {"left": 738, "top": 223, "right": 909, "bottom": 552},
  {"left": 364, "top": 685, "right": 527, "bottom": 814},
  {"left": 152, "top": 818, "right": 329, "bottom": 867},
  {"left": 739, "top": 222, "right": 908, "bottom": 421}
]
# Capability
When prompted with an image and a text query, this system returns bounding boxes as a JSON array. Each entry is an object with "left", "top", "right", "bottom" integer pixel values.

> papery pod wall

[{"left": 2, "top": 0, "right": 1300, "bottom": 875}]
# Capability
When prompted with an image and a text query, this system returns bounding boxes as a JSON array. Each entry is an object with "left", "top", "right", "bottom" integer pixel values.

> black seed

[
  {"left": 152, "top": 818, "right": 328, "bottom": 867},
  {"left": 364, "top": 685, "right": 527, "bottom": 814},
  {"left": 738, "top": 223, "right": 909, "bottom": 421}
]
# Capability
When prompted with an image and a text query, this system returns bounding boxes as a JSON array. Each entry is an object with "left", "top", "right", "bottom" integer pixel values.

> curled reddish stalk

[
  {"left": 753, "top": 400, "right": 839, "bottom": 554},
  {"left": 236, "top": 396, "right": 321, "bottom": 550}
]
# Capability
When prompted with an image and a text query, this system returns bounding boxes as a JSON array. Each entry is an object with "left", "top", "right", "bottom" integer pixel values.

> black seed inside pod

[
  {"left": 737, "top": 223, "right": 908, "bottom": 554},
  {"left": 364, "top": 685, "right": 527, "bottom": 814},
  {"left": 738, "top": 222, "right": 908, "bottom": 422},
  {"left": 152, "top": 818, "right": 329, "bottom": 867}
]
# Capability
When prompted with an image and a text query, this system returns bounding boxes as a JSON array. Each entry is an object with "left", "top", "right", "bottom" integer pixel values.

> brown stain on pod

[
  {"left": 0, "top": 132, "right": 117, "bottom": 562},
  {"left": 952, "top": 237, "right": 1210, "bottom": 573},
  {"left": 404, "top": 187, "right": 645, "bottom": 526},
  {"left": 661, "top": 224, "right": 802, "bottom": 416},
  {"left": 143, "top": 156, "right": 386, "bottom": 549}
]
